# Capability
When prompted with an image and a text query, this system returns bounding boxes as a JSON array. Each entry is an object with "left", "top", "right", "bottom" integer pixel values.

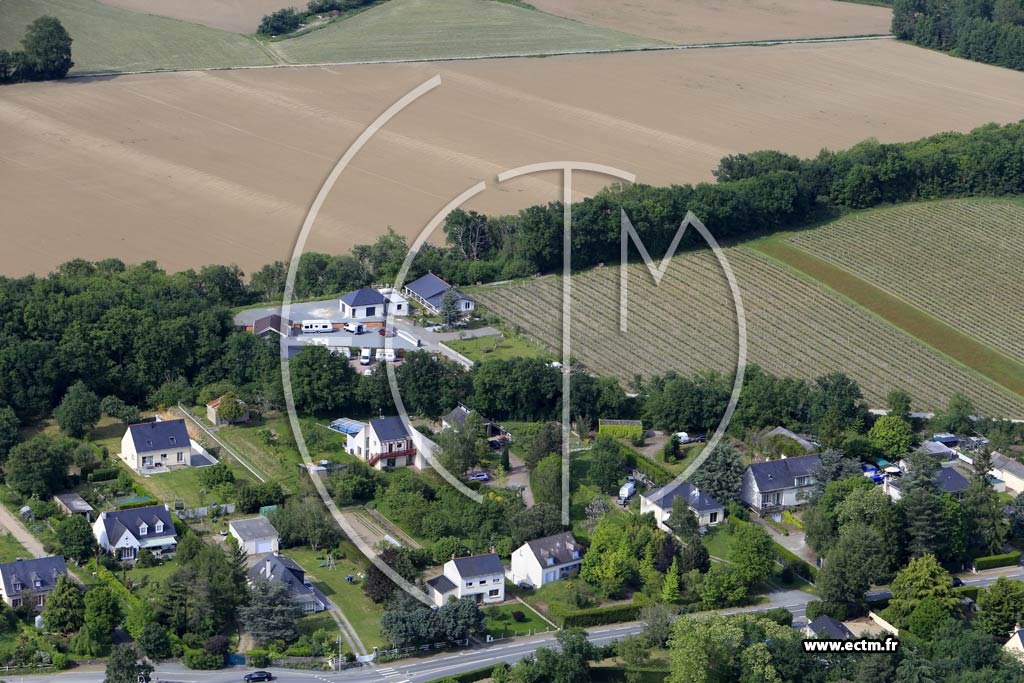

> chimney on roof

[
  {"left": 265, "top": 558, "right": 272, "bottom": 578},
  {"left": 451, "top": 553, "right": 456, "bottom": 561}
]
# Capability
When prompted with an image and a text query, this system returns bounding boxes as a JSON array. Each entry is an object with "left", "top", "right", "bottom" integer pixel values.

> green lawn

[
  {"left": 284, "top": 545, "right": 387, "bottom": 650},
  {"left": 88, "top": 416, "right": 257, "bottom": 509},
  {"left": 274, "top": 0, "right": 662, "bottom": 63},
  {"left": 483, "top": 602, "right": 552, "bottom": 638},
  {"left": 0, "top": 0, "right": 271, "bottom": 74},
  {"left": 445, "top": 333, "right": 552, "bottom": 363},
  {"left": 0, "top": 533, "right": 29, "bottom": 564},
  {"left": 701, "top": 525, "right": 736, "bottom": 562},
  {"left": 124, "top": 558, "right": 178, "bottom": 597},
  {"left": 213, "top": 415, "right": 355, "bottom": 494}
]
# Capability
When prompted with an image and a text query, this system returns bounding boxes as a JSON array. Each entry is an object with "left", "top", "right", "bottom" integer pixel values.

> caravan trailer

[{"left": 301, "top": 320, "right": 333, "bottom": 334}]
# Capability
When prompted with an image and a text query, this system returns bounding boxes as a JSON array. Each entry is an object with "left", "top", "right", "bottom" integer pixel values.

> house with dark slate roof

[
  {"left": 441, "top": 403, "right": 506, "bottom": 439},
  {"left": 640, "top": 481, "right": 724, "bottom": 531},
  {"left": 0, "top": 556, "right": 69, "bottom": 610},
  {"left": 345, "top": 416, "right": 424, "bottom": 470},
  {"left": 741, "top": 454, "right": 821, "bottom": 516},
  {"left": 120, "top": 419, "right": 195, "bottom": 472},
  {"left": 509, "top": 532, "right": 582, "bottom": 588},
  {"left": 427, "top": 553, "right": 504, "bottom": 607},
  {"left": 403, "top": 273, "right": 474, "bottom": 316},
  {"left": 249, "top": 554, "right": 326, "bottom": 614},
  {"left": 339, "top": 287, "right": 408, "bottom": 321},
  {"left": 250, "top": 314, "right": 294, "bottom": 339},
  {"left": 804, "top": 615, "right": 855, "bottom": 640},
  {"left": 93, "top": 504, "right": 177, "bottom": 563}
]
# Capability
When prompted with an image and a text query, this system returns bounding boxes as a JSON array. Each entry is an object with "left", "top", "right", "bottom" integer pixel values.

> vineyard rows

[
  {"left": 787, "top": 200, "right": 1024, "bottom": 362},
  {"left": 475, "top": 246, "right": 1024, "bottom": 417}
]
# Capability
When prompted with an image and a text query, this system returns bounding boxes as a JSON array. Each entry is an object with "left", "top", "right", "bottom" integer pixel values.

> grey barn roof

[
  {"left": 807, "top": 616, "right": 854, "bottom": 640},
  {"left": 525, "top": 532, "right": 582, "bottom": 567},
  {"left": 371, "top": 416, "right": 409, "bottom": 442},
  {"left": 452, "top": 553, "right": 503, "bottom": 578},
  {"left": 0, "top": 556, "right": 68, "bottom": 597},
  {"left": 443, "top": 405, "right": 471, "bottom": 429},
  {"left": 992, "top": 452, "right": 1024, "bottom": 480},
  {"left": 427, "top": 575, "right": 457, "bottom": 594},
  {"left": 100, "top": 505, "right": 176, "bottom": 543},
  {"left": 127, "top": 419, "right": 190, "bottom": 454},
  {"left": 341, "top": 288, "right": 386, "bottom": 307},
  {"left": 405, "top": 273, "right": 473, "bottom": 310},
  {"left": 747, "top": 455, "right": 821, "bottom": 492},
  {"left": 643, "top": 481, "right": 723, "bottom": 513},
  {"left": 230, "top": 516, "right": 278, "bottom": 541}
]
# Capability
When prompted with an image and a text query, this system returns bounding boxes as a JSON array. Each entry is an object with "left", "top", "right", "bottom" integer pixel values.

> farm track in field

[{"left": 753, "top": 238, "right": 1024, "bottom": 402}]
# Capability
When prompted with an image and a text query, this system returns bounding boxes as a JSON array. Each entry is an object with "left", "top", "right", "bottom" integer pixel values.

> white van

[
  {"left": 375, "top": 348, "right": 396, "bottom": 362},
  {"left": 301, "top": 319, "right": 332, "bottom": 334},
  {"left": 343, "top": 322, "right": 364, "bottom": 335},
  {"left": 359, "top": 348, "right": 372, "bottom": 365}
]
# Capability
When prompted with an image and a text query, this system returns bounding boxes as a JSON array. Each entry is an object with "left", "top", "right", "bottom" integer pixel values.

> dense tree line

[
  {"left": 893, "top": 0, "right": 1024, "bottom": 71},
  {"left": 0, "top": 16, "right": 74, "bottom": 84},
  {"left": 257, "top": 0, "right": 380, "bottom": 35}
]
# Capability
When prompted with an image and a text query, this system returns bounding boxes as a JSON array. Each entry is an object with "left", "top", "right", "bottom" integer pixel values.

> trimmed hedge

[
  {"left": 774, "top": 544, "right": 818, "bottom": 581},
  {"left": 955, "top": 586, "right": 980, "bottom": 601},
  {"left": 760, "top": 607, "right": 794, "bottom": 627},
  {"left": 88, "top": 467, "right": 119, "bottom": 482},
  {"left": 558, "top": 604, "right": 640, "bottom": 628},
  {"left": 440, "top": 666, "right": 495, "bottom": 683},
  {"left": 622, "top": 451, "right": 673, "bottom": 486},
  {"left": 116, "top": 496, "right": 159, "bottom": 510},
  {"left": 974, "top": 551, "right": 1021, "bottom": 571},
  {"left": 805, "top": 600, "right": 849, "bottom": 622}
]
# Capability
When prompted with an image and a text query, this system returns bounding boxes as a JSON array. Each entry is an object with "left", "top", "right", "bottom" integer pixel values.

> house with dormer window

[
  {"left": 93, "top": 504, "right": 177, "bottom": 563},
  {"left": 509, "top": 532, "right": 583, "bottom": 588},
  {"left": 740, "top": 454, "right": 821, "bottom": 517},
  {"left": 120, "top": 419, "right": 195, "bottom": 472},
  {"left": 0, "top": 556, "right": 68, "bottom": 610}
]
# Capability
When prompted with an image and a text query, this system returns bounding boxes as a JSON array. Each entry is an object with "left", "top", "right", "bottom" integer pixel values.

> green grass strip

[{"left": 751, "top": 240, "right": 1024, "bottom": 402}]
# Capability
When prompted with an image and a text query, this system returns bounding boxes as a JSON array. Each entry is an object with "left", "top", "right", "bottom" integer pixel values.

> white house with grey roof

[
  {"left": 0, "top": 556, "right": 68, "bottom": 610},
  {"left": 120, "top": 419, "right": 194, "bottom": 472},
  {"left": 426, "top": 553, "right": 504, "bottom": 607},
  {"left": 339, "top": 287, "right": 408, "bottom": 321},
  {"left": 991, "top": 452, "right": 1024, "bottom": 495},
  {"left": 509, "top": 532, "right": 583, "bottom": 589},
  {"left": 346, "top": 416, "right": 425, "bottom": 470},
  {"left": 741, "top": 455, "right": 821, "bottom": 517},
  {"left": 93, "top": 504, "right": 177, "bottom": 563},
  {"left": 403, "top": 274, "right": 474, "bottom": 316},
  {"left": 229, "top": 517, "right": 279, "bottom": 556},
  {"left": 640, "top": 481, "right": 724, "bottom": 532}
]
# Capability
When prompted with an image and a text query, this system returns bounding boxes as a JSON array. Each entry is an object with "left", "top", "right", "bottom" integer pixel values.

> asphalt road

[{"left": 21, "top": 568, "right": 1024, "bottom": 683}]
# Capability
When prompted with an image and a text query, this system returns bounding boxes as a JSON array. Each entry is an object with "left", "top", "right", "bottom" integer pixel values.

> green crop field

[
  {"left": 475, "top": 241, "right": 1024, "bottom": 416},
  {"left": 273, "top": 0, "right": 662, "bottom": 64},
  {"left": 786, "top": 200, "right": 1024, "bottom": 363},
  {"left": 0, "top": 0, "right": 271, "bottom": 74}
]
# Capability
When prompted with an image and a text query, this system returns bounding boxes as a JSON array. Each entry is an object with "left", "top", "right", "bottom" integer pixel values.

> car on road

[
  {"left": 244, "top": 672, "right": 273, "bottom": 682},
  {"left": 952, "top": 577, "right": 965, "bottom": 587},
  {"left": 467, "top": 472, "right": 490, "bottom": 482},
  {"left": 488, "top": 440, "right": 503, "bottom": 451}
]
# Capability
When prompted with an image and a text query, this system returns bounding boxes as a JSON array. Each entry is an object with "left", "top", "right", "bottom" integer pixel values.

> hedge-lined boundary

[{"left": 974, "top": 551, "right": 1021, "bottom": 571}]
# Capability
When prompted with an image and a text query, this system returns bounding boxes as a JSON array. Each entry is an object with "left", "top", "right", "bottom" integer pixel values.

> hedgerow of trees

[
  {"left": 0, "top": 16, "right": 74, "bottom": 85},
  {"left": 893, "top": 0, "right": 1024, "bottom": 71}
]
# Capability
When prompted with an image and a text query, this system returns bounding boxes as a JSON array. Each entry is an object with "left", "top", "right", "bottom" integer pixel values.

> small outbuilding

[
  {"left": 229, "top": 517, "right": 279, "bottom": 556},
  {"left": 804, "top": 615, "right": 855, "bottom": 640},
  {"left": 206, "top": 395, "right": 250, "bottom": 426},
  {"left": 53, "top": 493, "right": 94, "bottom": 521}
]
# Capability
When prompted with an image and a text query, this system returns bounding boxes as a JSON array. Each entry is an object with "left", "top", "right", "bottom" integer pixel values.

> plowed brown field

[{"left": 3, "top": 40, "right": 1024, "bottom": 276}]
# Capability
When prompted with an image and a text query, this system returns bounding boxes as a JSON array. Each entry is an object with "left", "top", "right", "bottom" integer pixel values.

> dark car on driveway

[{"left": 245, "top": 673, "right": 273, "bottom": 682}]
